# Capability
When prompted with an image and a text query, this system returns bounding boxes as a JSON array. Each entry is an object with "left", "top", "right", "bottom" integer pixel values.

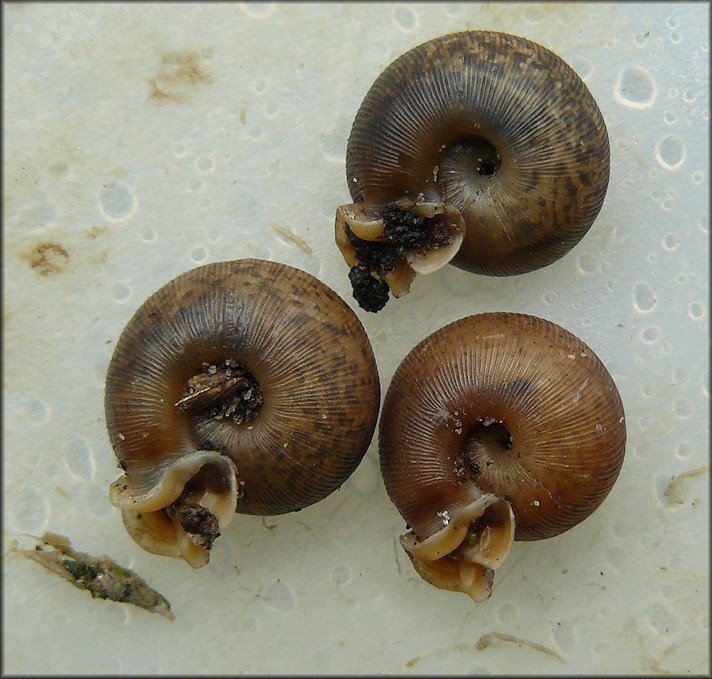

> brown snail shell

[
  {"left": 379, "top": 312, "right": 625, "bottom": 601},
  {"left": 105, "top": 259, "right": 380, "bottom": 568},
  {"left": 336, "top": 30, "right": 610, "bottom": 312}
]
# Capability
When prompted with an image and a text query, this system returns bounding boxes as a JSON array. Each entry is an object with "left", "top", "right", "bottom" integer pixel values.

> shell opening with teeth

[
  {"left": 335, "top": 198, "right": 465, "bottom": 312},
  {"left": 105, "top": 259, "right": 380, "bottom": 568},
  {"left": 110, "top": 451, "right": 239, "bottom": 568},
  {"left": 400, "top": 494, "right": 515, "bottom": 602}
]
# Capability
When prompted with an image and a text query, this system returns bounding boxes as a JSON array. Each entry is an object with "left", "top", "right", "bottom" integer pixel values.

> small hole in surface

[{"left": 465, "top": 420, "right": 513, "bottom": 465}]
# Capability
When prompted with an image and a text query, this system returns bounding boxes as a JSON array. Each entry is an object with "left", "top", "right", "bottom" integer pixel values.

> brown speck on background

[
  {"left": 25, "top": 242, "right": 69, "bottom": 276},
  {"left": 87, "top": 226, "right": 107, "bottom": 240},
  {"left": 149, "top": 50, "right": 212, "bottom": 102}
]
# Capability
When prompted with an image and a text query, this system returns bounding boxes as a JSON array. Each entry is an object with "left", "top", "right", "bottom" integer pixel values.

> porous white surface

[{"left": 3, "top": 2, "right": 709, "bottom": 674}]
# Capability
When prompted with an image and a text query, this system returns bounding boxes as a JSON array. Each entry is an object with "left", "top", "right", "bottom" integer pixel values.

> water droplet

[
  {"left": 140, "top": 225, "right": 157, "bottom": 242},
  {"left": 633, "top": 282, "right": 657, "bottom": 313},
  {"left": 64, "top": 436, "right": 97, "bottom": 481},
  {"left": 674, "top": 399, "right": 693, "bottom": 418},
  {"left": 264, "top": 99, "right": 280, "bottom": 118},
  {"left": 675, "top": 273, "right": 688, "bottom": 284},
  {"left": 673, "top": 366, "right": 689, "bottom": 384},
  {"left": 99, "top": 181, "right": 137, "bottom": 221},
  {"left": 241, "top": 616, "right": 258, "bottom": 634},
  {"left": 614, "top": 66, "right": 657, "bottom": 109},
  {"left": 13, "top": 197, "right": 59, "bottom": 233},
  {"left": 662, "top": 233, "right": 680, "bottom": 250},
  {"left": 196, "top": 156, "right": 214, "bottom": 172},
  {"left": 683, "top": 90, "right": 697, "bottom": 103},
  {"left": 570, "top": 57, "right": 593, "bottom": 80},
  {"left": 666, "top": 16, "right": 679, "bottom": 29},
  {"left": 577, "top": 253, "right": 596, "bottom": 273},
  {"left": 331, "top": 565, "right": 351, "bottom": 585},
  {"left": 645, "top": 601, "right": 678, "bottom": 636},
  {"left": 393, "top": 5, "right": 417, "bottom": 32},
  {"left": 439, "top": 266, "right": 477, "bottom": 297},
  {"left": 640, "top": 327, "right": 661, "bottom": 344},
  {"left": 633, "top": 442, "right": 650, "bottom": 459},
  {"left": 498, "top": 603, "right": 518, "bottom": 624},
  {"left": 187, "top": 178, "right": 203, "bottom": 193},
  {"left": 239, "top": 2, "right": 275, "bottom": 19},
  {"left": 347, "top": 454, "right": 379, "bottom": 496},
  {"left": 172, "top": 141, "right": 188, "bottom": 157},
  {"left": 655, "top": 135, "right": 685, "bottom": 170},
  {"left": 692, "top": 171, "right": 704, "bottom": 185},
  {"left": 543, "top": 290, "right": 558, "bottom": 304},
  {"left": 675, "top": 441, "right": 693, "bottom": 460},
  {"left": 48, "top": 161, "right": 70, "bottom": 179},
  {"left": 670, "top": 31, "right": 682, "bottom": 44},
  {"left": 641, "top": 383, "right": 655, "bottom": 397},
  {"left": 702, "top": 41, "right": 709, "bottom": 53},
  {"left": 254, "top": 244, "right": 272, "bottom": 260},
  {"left": 263, "top": 579, "right": 295, "bottom": 611},
  {"left": 443, "top": 5, "right": 463, "bottom": 17},
  {"left": 524, "top": 5, "right": 543, "bottom": 23},
  {"left": 189, "top": 245, "right": 208, "bottom": 263},
  {"left": 633, "top": 32, "right": 649, "bottom": 48},
  {"left": 7, "top": 487, "right": 50, "bottom": 534},
  {"left": 664, "top": 111, "right": 677, "bottom": 124},
  {"left": 23, "top": 396, "right": 49, "bottom": 424},
  {"left": 668, "top": 87, "right": 679, "bottom": 100},
  {"left": 689, "top": 301, "right": 705, "bottom": 320},
  {"left": 111, "top": 281, "right": 132, "bottom": 303}
]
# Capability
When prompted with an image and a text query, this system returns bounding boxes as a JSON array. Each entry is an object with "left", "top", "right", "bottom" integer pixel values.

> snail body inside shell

[
  {"left": 105, "top": 259, "right": 380, "bottom": 567},
  {"left": 336, "top": 30, "right": 610, "bottom": 312},
  {"left": 379, "top": 312, "right": 625, "bottom": 602}
]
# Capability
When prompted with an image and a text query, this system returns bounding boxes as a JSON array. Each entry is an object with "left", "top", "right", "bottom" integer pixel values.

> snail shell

[
  {"left": 105, "top": 259, "right": 380, "bottom": 567},
  {"left": 379, "top": 313, "right": 625, "bottom": 601},
  {"left": 336, "top": 30, "right": 610, "bottom": 311}
]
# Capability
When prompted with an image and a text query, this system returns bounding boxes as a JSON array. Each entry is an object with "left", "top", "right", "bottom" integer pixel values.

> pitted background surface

[{"left": 3, "top": 2, "right": 709, "bottom": 674}]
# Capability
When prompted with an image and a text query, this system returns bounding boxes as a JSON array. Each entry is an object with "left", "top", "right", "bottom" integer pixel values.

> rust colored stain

[
  {"left": 87, "top": 226, "right": 107, "bottom": 240},
  {"left": 25, "top": 242, "right": 70, "bottom": 276},
  {"left": 149, "top": 51, "right": 212, "bottom": 102}
]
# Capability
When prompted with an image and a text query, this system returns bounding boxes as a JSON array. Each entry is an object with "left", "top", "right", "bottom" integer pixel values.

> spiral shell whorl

[
  {"left": 346, "top": 30, "right": 610, "bottom": 276},
  {"left": 379, "top": 313, "right": 625, "bottom": 542},
  {"left": 105, "top": 259, "right": 381, "bottom": 518}
]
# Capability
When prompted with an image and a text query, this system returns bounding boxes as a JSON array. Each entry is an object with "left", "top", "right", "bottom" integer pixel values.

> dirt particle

[
  {"left": 25, "top": 242, "right": 69, "bottom": 276},
  {"left": 149, "top": 50, "right": 212, "bottom": 102},
  {"left": 87, "top": 226, "right": 107, "bottom": 240}
]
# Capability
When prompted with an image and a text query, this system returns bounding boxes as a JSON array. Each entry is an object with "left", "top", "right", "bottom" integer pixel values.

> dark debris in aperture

[
  {"left": 166, "top": 497, "right": 221, "bottom": 550},
  {"left": 382, "top": 204, "right": 434, "bottom": 251},
  {"left": 345, "top": 204, "right": 451, "bottom": 313},
  {"left": 348, "top": 265, "right": 390, "bottom": 313},
  {"left": 176, "top": 360, "right": 263, "bottom": 424}
]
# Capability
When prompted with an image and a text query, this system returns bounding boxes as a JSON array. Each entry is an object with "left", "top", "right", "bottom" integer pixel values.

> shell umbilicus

[
  {"left": 336, "top": 30, "right": 610, "bottom": 312},
  {"left": 379, "top": 313, "right": 625, "bottom": 601},
  {"left": 105, "top": 259, "right": 380, "bottom": 567}
]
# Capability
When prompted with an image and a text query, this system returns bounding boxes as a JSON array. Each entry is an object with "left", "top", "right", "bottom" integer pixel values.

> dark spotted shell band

[
  {"left": 336, "top": 30, "right": 610, "bottom": 311},
  {"left": 105, "top": 259, "right": 380, "bottom": 567}
]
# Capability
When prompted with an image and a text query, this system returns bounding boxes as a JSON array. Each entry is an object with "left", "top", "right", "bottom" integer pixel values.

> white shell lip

[
  {"left": 110, "top": 450, "right": 238, "bottom": 528},
  {"left": 406, "top": 206, "right": 466, "bottom": 274},
  {"left": 399, "top": 493, "right": 515, "bottom": 602},
  {"left": 335, "top": 202, "right": 386, "bottom": 241},
  {"left": 111, "top": 450, "right": 240, "bottom": 568},
  {"left": 401, "top": 493, "right": 514, "bottom": 570}
]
